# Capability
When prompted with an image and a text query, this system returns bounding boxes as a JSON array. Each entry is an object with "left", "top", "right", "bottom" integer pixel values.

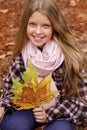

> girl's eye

[
  {"left": 43, "top": 24, "right": 51, "bottom": 28},
  {"left": 28, "top": 23, "right": 36, "bottom": 27}
]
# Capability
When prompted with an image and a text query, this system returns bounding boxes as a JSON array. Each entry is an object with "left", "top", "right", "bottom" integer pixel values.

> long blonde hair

[{"left": 13, "top": 0, "right": 87, "bottom": 103}]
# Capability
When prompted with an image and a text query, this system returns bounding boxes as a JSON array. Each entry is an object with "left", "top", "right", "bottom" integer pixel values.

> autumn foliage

[{"left": 11, "top": 60, "right": 59, "bottom": 110}]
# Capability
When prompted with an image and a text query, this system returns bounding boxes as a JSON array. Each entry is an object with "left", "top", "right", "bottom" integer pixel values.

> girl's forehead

[{"left": 28, "top": 11, "right": 51, "bottom": 23}]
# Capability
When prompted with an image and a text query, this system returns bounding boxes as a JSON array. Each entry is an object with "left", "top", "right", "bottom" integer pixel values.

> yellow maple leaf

[{"left": 11, "top": 60, "right": 59, "bottom": 110}]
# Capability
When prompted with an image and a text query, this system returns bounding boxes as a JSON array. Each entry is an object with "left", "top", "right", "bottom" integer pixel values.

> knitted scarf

[{"left": 22, "top": 40, "right": 64, "bottom": 90}]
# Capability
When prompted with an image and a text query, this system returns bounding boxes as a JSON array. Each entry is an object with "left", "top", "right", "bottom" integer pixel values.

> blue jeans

[{"left": 0, "top": 109, "right": 74, "bottom": 130}]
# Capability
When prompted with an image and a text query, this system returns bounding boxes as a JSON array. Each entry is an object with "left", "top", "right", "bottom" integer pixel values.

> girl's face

[{"left": 27, "top": 11, "right": 53, "bottom": 48}]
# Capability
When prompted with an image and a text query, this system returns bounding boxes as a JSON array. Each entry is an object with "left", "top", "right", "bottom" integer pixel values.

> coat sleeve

[
  {"left": 0, "top": 55, "right": 25, "bottom": 108},
  {"left": 45, "top": 65, "right": 87, "bottom": 125}
]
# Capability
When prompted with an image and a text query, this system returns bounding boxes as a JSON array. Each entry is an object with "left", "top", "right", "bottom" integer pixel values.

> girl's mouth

[{"left": 33, "top": 36, "right": 45, "bottom": 42}]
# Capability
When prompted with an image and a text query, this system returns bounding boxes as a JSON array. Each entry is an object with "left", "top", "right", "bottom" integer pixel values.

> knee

[
  {"left": 44, "top": 120, "right": 74, "bottom": 130},
  {"left": 59, "top": 120, "right": 74, "bottom": 130},
  {"left": 1, "top": 109, "right": 35, "bottom": 130}
]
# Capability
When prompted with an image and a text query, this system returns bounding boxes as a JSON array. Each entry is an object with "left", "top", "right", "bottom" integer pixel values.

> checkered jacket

[{"left": 0, "top": 54, "right": 87, "bottom": 125}]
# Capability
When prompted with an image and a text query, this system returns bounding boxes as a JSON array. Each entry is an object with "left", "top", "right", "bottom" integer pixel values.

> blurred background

[{"left": 0, "top": 0, "right": 87, "bottom": 83}]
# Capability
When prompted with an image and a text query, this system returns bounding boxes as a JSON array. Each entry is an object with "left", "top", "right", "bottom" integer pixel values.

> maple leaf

[{"left": 11, "top": 60, "right": 59, "bottom": 110}]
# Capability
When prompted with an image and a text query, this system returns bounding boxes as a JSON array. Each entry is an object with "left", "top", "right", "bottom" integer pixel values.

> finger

[
  {"left": 33, "top": 107, "right": 43, "bottom": 112},
  {"left": 35, "top": 119, "right": 45, "bottom": 123},
  {"left": 33, "top": 111, "right": 45, "bottom": 120},
  {"left": 35, "top": 115, "right": 46, "bottom": 123},
  {"left": 34, "top": 115, "right": 44, "bottom": 120},
  {"left": 33, "top": 111, "right": 43, "bottom": 118},
  {"left": 34, "top": 113, "right": 48, "bottom": 123},
  {"left": 34, "top": 113, "right": 47, "bottom": 122}
]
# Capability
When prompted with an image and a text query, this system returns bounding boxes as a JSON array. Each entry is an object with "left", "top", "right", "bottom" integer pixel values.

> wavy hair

[{"left": 12, "top": 0, "right": 87, "bottom": 103}]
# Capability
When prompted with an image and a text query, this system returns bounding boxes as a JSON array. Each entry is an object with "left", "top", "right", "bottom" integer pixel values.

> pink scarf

[{"left": 22, "top": 40, "right": 64, "bottom": 90}]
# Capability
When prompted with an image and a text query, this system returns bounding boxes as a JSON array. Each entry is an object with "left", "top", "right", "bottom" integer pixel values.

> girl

[{"left": 0, "top": 0, "right": 87, "bottom": 130}]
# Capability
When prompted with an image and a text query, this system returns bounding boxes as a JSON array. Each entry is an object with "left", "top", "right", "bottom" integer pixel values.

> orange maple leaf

[{"left": 11, "top": 60, "right": 59, "bottom": 110}]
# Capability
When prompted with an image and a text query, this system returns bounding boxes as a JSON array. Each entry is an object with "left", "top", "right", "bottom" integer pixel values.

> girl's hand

[
  {"left": 33, "top": 106, "right": 48, "bottom": 123},
  {"left": 0, "top": 107, "right": 5, "bottom": 122}
]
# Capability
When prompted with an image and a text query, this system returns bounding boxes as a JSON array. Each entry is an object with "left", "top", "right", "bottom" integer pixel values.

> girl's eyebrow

[
  {"left": 28, "top": 21, "right": 51, "bottom": 26},
  {"left": 43, "top": 23, "right": 51, "bottom": 25}
]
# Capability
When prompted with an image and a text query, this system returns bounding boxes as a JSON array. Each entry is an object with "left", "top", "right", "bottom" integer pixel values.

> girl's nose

[{"left": 35, "top": 26, "right": 41, "bottom": 34}]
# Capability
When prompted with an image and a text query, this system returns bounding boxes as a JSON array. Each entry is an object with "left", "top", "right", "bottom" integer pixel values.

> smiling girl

[{"left": 0, "top": 0, "right": 87, "bottom": 130}]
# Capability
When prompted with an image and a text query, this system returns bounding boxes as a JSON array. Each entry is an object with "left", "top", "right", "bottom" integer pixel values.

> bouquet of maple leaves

[{"left": 11, "top": 60, "right": 59, "bottom": 110}]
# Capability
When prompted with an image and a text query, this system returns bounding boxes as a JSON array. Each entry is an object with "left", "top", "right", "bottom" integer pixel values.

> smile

[{"left": 33, "top": 36, "right": 45, "bottom": 42}]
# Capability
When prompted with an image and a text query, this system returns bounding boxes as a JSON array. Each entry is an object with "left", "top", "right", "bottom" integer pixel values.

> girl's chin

[
  {"left": 31, "top": 40, "right": 46, "bottom": 47},
  {"left": 34, "top": 38, "right": 43, "bottom": 42},
  {"left": 35, "top": 43, "right": 44, "bottom": 48}
]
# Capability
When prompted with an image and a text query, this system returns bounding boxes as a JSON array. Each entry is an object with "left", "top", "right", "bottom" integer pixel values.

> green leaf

[
  {"left": 22, "top": 67, "right": 31, "bottom": 84},
  {"left": 12, "top": 78, "right": 23, "bottom": 90},
  {"left": 39, "top": 74, "right": 52, "bottom": 89},
  {"left": 12, "top": 94, "right": 21, "bottom": 100},
  {"left": 22, "top": 59, "right": 38, "bottom": 86}
]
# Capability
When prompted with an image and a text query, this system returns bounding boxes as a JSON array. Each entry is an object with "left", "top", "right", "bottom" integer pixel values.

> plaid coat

[{"left": 0, "top": 54, "right": 87, "bottom": 126}]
